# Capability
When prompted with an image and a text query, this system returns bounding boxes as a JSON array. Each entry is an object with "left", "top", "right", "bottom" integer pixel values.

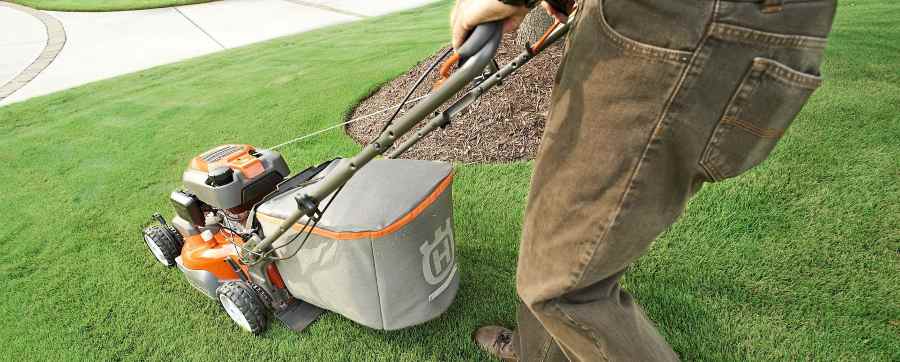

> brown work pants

[{"left": 514, "top": 0, "right": 837, "bottom": 360}]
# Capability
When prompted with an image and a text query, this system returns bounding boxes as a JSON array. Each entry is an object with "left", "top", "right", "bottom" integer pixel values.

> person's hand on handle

[
  {"left": 541, "top": 0, "right": 577, "bottom": 23},
  {"left": 451, "top": 0, "right": 530, "bottom": 49}
]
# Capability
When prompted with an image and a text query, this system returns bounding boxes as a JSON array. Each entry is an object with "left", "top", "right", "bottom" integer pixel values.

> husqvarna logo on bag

[{"left": 420, "top": 218, "right": 458, "bottom": 301}]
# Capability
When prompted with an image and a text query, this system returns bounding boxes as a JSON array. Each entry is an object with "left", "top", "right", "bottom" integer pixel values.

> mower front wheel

[
  {"left": 142, "top": 225, "right": 183, "bottom": 267},
  {"left": 217, "top": 281, "right": 269, "bottom": 335}
]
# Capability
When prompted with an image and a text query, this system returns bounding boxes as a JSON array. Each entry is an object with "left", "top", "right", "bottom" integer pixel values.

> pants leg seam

[
  {"left": 551, "top": 301, "right": 610, "bottom": 361},
  {"left": 537, "top": 335, "right": 553, "bottom": 362}
]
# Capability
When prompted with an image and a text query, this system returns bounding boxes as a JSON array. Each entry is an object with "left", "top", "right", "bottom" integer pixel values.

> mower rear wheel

[
  {"left": 217, "top": 281, "right": 268, "bottom": 335},
  {"left": 142, "top": 225, "right": 183, "bottom": 267}
]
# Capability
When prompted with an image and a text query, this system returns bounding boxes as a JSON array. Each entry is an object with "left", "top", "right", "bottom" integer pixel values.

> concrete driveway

[{"left": 0, "top": 0, "right": 438, "bottom": 106}]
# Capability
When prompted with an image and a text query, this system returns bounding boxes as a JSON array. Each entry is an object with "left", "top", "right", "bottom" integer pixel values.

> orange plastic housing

[
  {"left": 189, "top": 144, "right": 266, "bottom": 180},
  {"left": 180, "top": 230, "right": 242, "bottom": 280}
]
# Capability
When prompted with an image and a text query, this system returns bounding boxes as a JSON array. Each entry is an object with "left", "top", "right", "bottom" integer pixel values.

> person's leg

[
  {"left": 506, "top": 0, "right": 838, "bottom": 361},
  {"left": 513, "top": 2, "right": 705, "bottom": 359}
]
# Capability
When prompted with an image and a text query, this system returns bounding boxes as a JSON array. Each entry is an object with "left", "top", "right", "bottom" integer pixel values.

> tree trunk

[{"left": 516, "top": 7, "right": 555, "bottom": 48}]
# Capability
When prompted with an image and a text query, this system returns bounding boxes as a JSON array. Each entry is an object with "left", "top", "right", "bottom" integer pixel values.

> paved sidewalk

[
  {"left": 0, "top": 3, "right": 46, "bottom": 89},
  {"left": 0, "top": 0, "right": 437, "bottom": 106}
]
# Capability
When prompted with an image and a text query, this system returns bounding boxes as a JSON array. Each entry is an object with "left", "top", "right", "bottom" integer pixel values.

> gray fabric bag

[{"left": 256, "top": 159, "right": 458, "bottom": 330}]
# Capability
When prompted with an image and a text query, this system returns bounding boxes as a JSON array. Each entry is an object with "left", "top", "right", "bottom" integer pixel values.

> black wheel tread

[
  {"left": 217, "top": 281, "right": 269, "bottom": 335},
  {"left": 144, "top": 226, "right": 181, "bottom": 267}
]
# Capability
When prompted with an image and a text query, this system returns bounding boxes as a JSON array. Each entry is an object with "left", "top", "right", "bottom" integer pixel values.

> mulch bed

[{"left": 345, "top": 34, "right": 563, "bottom": 163}]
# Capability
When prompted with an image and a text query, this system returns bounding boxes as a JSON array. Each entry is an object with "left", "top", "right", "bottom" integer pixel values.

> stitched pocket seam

[
  {"left": 596, "top": 0, "right": 692, "bottom": 65},
  {"left": 710, "top": 22, "right": 829, "bottom": 50},
  {"left": 723, "top": 116, "right": 784, "bottom": 139},
  {"left": 756, "top": 57, "right": 824, "bottom": 89}
]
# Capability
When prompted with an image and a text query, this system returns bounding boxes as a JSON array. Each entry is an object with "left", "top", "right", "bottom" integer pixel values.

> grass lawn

[
  {"left": 10, "top": 0, "right": 216, "bottom": 12},
  {"left": 1, "top": 0, "right": 898, "bottom": 360}
]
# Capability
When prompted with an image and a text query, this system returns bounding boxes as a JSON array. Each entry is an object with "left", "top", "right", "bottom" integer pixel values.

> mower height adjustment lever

[{"left": 151, "top": 213, "right": 168, "bottom": 226}]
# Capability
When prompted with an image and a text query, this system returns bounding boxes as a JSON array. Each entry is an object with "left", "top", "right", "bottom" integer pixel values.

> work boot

[{"left": 473, "top": 325, "right": 518, "bottom": 361}]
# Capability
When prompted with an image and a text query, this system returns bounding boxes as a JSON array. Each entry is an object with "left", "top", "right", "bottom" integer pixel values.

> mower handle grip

[{"left": 456, "top": 21, "right": 502, "bottom": 59}]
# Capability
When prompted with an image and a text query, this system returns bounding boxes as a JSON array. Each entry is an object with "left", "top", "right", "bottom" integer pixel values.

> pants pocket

[{"left": 700, "top": 57, "right": 822, "bottom": 181}]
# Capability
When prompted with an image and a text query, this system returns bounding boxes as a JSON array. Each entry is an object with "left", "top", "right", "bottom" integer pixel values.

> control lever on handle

[{"left": 435, "top": 22, "right": 504, "bottom": 89}]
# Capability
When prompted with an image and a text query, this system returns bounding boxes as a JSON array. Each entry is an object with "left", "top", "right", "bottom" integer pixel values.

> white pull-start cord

[{"left": 269, "top": 93, "right": 432, "bottom": 150}]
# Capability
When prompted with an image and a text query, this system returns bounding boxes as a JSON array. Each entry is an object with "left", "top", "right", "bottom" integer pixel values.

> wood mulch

[{"left": 345, "top": 34, "right": 563, "bottom": 163}]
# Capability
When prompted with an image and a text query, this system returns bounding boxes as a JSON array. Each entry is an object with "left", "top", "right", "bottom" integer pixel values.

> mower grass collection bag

[{"left": 255, "top": 159, "right": 458, "bottom": 330}]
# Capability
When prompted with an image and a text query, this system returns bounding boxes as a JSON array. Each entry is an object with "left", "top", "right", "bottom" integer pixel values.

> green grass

[
  {"left": 1, "top": 1, "right": 898, "bottom": 360},
  {"left": 11, "top": 0, "right": 216, "bottom": 12}
]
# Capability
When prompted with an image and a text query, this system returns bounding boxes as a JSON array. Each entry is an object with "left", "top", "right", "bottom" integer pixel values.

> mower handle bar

[
  {"left": 386, "top": 18, "right": 573, "bottom": 158},
  {"left": 250, "top": 22, "right": 504, "bottom": 255}
]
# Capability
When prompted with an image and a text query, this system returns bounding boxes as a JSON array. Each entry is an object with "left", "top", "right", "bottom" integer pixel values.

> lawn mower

[{"left": 141, "top": 14, "right": 575, "bottom": 335}]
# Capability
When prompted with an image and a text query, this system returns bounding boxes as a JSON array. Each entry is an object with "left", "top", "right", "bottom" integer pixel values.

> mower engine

[
  {"left": 142, "top": 144, "right": 289, "bottom": 297},
  {"left": 182, "top": 144, "right": 289, "bottom": 212}
]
